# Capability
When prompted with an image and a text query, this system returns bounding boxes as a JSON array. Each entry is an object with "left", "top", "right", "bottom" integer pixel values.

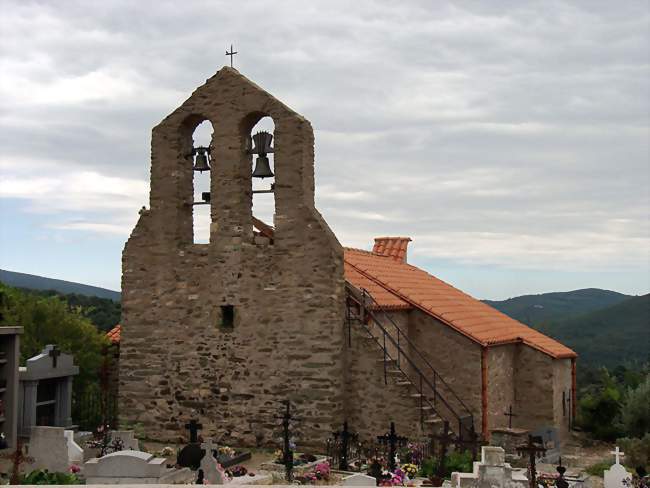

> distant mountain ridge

[
  {"left": 483, "top": 288, "right": 631, "bottom": 326},
  {"left": 0, "top": 269, "right": 120, "bottom": 302}
]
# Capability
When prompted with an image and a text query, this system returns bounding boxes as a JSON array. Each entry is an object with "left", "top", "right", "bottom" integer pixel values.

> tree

[
  {"left": 620, "top": 375, "right": 650, "bottom": 438},
  {"left": 0, "top": 283, "right": 107, "bottom": 395}
]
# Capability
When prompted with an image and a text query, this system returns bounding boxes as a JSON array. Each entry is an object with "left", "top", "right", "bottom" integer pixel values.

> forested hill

[
  {"left": 0, "top": 269, "right": 120, "bottom": 302},
  {"left": 536, "top": 294, "right": 649, "bottom": 368},
  {"left": 483, "top": 288, "right": 631, "bottom": 326}
]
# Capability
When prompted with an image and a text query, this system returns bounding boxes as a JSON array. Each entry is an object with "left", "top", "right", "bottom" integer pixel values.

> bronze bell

[
  {"left": 252, "top": 155, "right": 274, "bottom": 179},
  {"left": 193, "top": 149, "right": 211, "bottom": 172}
]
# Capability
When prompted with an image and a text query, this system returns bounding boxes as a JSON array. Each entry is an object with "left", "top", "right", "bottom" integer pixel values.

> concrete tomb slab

[
  {"left": 342, "top": 473, "right": 378, "bottom": 485},
  {"left": 451, "top": 446, "right": 528, "bottom": 488},
  {"left": 84, "top": 449, "right": 193, "bottom": 484}
]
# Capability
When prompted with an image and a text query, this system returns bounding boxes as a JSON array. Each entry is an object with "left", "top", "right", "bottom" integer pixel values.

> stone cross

[
  {"left": 377, "top": 422, "right": 408, "bottom": 472},
  {"left": 611, "top": 447, "right": 624, "bottom": 465},
  {"left": 226, "top": 44, "right": 238, "bottom": 68},
  {"left": 516, "top": 435, "right": 547, "bottom": 488},
  {"left": 185, "top": 419, "right": 202, "bottom": 444},
  {"left": 49, "top": 345, "right": 61, "bottom": 368},
  {"left": 504, "top": 405, "right": 517, "bottom": 429},
  {"left": 201, "top": 438, "right": 218, "bottom": 457}
]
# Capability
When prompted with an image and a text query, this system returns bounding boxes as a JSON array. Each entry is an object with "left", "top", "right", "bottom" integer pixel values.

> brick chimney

[{"left": 372, "top": 237, "right": 412, "bottom": 263}]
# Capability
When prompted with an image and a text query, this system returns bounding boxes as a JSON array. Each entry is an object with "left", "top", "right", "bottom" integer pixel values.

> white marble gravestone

[
  {"left": 451, "top": 446, "right": 528, "bottom": 488},
  {"left": 343, "top": 473, "right": 378, "bottom": 485},
  {"left": 84, "top": 449, "right": 193, "bottom": 484},
  {"left": 18, "top": 344, "right": 79, "bottom": 436},
  {"left": 28, "top": 426, "right": 83, "bottom": 472},
  {"left": 604, "top": 447, "right": 632, "bottom": 488}
]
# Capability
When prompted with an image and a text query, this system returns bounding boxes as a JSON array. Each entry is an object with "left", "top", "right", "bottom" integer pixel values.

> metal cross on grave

[
  {"left": 274, "top": 400, "right": 301, "bottom": 482},
  {"left": 516, "top": 434, "right": 547, "bottom": 488},
  {"left": 431, "top": 420, "right": 456, "bottom": 477},
  {"left": 377, "top": 422, "right": 408, "bottom": 472},
  {"left": 226, "top": 44, "right": 238, "bottom": 68},
  {"left": 185, "top": 419, "right": 203, "bottom": 444},
  {"left": 611, "top": 446, "right": 624, "bottom": 465},
  {"left": 504, "top": 405, "right": 517, "bottom": 429},
  {"left": 333, "top": 420, "right": 359, "bottom": 471},
  {"left": 49, "top": 345, "right": 61, "bottom": 368}
]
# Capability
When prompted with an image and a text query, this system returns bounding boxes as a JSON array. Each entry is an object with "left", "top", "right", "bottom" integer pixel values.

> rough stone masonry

[{"left": 120, "top": 67, "right": 346, "bottom": 446}]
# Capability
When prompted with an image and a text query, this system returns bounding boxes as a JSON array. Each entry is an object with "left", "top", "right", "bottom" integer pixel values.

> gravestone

[
  {"left": 84, "top": 449, "right": 193, "bottom": 484},
  {"left": 343, "top": 473, "right": 378, "bottom": 486},
  {"left": 18, "top": 344, "right": 79, "bottom": 436},
  {"left": 532, "top": 426, "right": 560, "bottom": 463},
  {"left": 27, "top": 426, "right": 83, "bottom": 472},
  {"left": 604, "top": 447, "right": 632, "bottom": 488},
  {"left": 110, "top": 430, "right": 138, "bottom": 450},
  {"left": 451, "top": 446, "right": 528, "bottom": 488},
  {"left": 200, "top": 439, "right": 226, "bottom": 484}
]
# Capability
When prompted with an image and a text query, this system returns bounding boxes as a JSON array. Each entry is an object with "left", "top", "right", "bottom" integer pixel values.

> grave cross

[
  {"left": 431, "top": 420, "right": 456, "bottom": 477},
  {"left": 274, "top": 400, "right": 300, "bottom": 482},
  {"left": 556, "top": 457, "right": 569, "bottom": 488},
  {"left": 504, "top": 405, "right": 517, "bottom": 429},
  {"left": 333, "top": 420, "right": 358, "bottom": 471},
  {"left": 201, "top": 438, "right": 219, "bottom": 458},
  {"left": 226, "top": 44, "right": 238, "bottom": 68},
  {"left": 1, "top": 439, "right": 34, "bottom": 485},
  {"left": 185, "top": 419, "right": 203, "bottom": 444},
  {"left": 377, "top": 421, "right": 408, "bottom": 472},
  {"left": 516, "top": 434, "right": 547, "bottom": 488},
  {"left": 611, "top": 446, "right": 624, "bottom": 465},
  {"left": 49, "top": 345, "right": 61, "bottom": 368}
]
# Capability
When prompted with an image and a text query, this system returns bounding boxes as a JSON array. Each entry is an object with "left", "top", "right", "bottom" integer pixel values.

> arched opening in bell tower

[
  {"left": 191, "top": 120, "right": 214, "bottom": 243},
  {"left": 250, "top": 116, "right": 276, "bottom": 234}
]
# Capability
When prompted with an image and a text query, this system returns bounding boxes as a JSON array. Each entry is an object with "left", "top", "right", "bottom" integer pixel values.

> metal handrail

[
  {"left": 361, "top": 288, "right": 474, "bottom": 419},
  {"left": 345, "top": 283, "right": 474, "bottom": 437}
]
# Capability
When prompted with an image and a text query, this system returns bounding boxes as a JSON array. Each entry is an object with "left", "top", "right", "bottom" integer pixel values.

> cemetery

[{"left": 0, "top": 55, "right": 647, "bottom": 488}]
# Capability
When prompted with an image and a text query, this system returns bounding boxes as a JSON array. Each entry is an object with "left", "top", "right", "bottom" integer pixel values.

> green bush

[
  {"left": 21, "top": 469, "right": 84, "bottom": 485},
  {"left": 418, "top": 451, "right": 473, "bottom": 479},
  {"left": 585, "top": 461, "right": 611, "bottom": 478},
  {"left": 617, "top": 435, "right": 650, "bottom": 472},
  {"left": 578, "top": 370, "right": 624, "bottom": 440},
  {"left": 619, "top": 376, "right": 650, "bottom": 438}
]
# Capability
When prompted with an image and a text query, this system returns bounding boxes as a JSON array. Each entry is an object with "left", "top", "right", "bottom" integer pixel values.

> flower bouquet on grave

[
  {"left": 226, "top": 465, "right": 248, "bottom": 477},
  {"left": 402, "top": 463, "right": 418, "bottom": 479}
]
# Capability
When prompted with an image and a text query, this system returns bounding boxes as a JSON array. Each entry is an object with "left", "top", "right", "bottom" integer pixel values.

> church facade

[{"left": 120, "top": 67, "right": 576, "bottom": 447}]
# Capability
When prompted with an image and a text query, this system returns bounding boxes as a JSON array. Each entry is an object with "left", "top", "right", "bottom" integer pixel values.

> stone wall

[
  {"left": 120, "top": 67, "right": 346, "bottom": 447},
  {"left": 343, "top": 320, "right": 423, "bottom": 442},
  {"left": 513, "top": 345, "right": 555, "bottom": 433},
  {"left": 406, "top": 309, "right": 483, "bottom": 435},
  {"left": 552, "top": 358, "right": 573, "bottom": 439},
  {"left": 487, "top": 344, "right": 516, "bottom": 432}
]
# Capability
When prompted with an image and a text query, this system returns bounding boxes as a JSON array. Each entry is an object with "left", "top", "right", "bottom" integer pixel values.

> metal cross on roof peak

[{"left": 226, "top": 44, "right": 238, "bottom": 68}]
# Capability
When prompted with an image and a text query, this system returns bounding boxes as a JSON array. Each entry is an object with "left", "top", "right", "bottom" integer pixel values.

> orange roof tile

[
  {"left": 343, "top": 247, "right": 577, "bottom": 359},
  {"left": 106, "top": 324, "right": 121, "bottom": 344},
  {"left": 373, "top": 237, "right": 412, "bottom": 262}
]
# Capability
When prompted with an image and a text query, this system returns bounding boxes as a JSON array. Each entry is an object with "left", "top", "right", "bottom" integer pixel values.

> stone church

[{"left": 120, "top": 67, "right": 577, "bottom": 447}]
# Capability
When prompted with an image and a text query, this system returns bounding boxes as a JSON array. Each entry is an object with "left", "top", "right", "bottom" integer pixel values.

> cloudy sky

[{"left": 0, "top": 0, "right": 648, "bottom": 300}]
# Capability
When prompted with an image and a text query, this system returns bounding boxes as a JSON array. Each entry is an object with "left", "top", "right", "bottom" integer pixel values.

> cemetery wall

[
  {"left": 406, "top": 309, "right": 483, "bottom": 433},
  {"left": 121, "top": 67, "right": 346, "bottom": 447},
  {"left": 486, "top": 344, "right": 516, "bottom": 430},
  {"left": 513, "top": 345, "right": 555, "bottom": 432},
  {"left": 344, "top": 322, "right": 422, "bottom": 441}
]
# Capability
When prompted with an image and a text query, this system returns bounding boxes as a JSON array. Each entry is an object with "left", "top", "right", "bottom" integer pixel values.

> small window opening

[
  {"left": 220, "top": 305, "right": 234, "bottom": 329},
  {"left": 250, "top": 117, "right": 276, "bottom": 230},
  {"left": 192, "top": 120, "right": 213, "bottom": 243}
]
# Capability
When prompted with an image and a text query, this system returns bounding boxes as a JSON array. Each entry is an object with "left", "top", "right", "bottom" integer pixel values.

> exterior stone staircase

[{"left": 345, "top": 283, "right": 475, "bottom": 439}]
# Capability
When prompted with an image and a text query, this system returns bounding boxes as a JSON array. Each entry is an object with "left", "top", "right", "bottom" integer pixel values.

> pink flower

[{"left": 69, "top": 464, "right": 80, "bottom": 473}]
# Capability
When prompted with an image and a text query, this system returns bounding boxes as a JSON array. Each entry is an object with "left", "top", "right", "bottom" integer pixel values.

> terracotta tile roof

[
  {"left": 373, "top": 237, "right": 412, "bottom": 263},
  {"left": 345, "top": 261, "right": 411, "bottom": 310},
  {"left": 344, "top": 247, "right": 577, "bottom": 359},
  {"left": 106, "top": 324, "right": 121, "bottom": 344}
]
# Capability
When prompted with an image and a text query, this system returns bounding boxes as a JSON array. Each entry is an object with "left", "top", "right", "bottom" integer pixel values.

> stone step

[
  {"left": 410, "top": 393, "right": 424, "bottom": 399},
  {"left": 386, "top": 369, "right": 404, "bottom": 376},
  {"left": 424, "top": 417, "right": 443, "bottom": 425},
  {"left": 376, "top": 358, "right": 396, "bottom": 363},
  {"left": 396, "top": 381, "right": 412, "bottom": 387}
]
